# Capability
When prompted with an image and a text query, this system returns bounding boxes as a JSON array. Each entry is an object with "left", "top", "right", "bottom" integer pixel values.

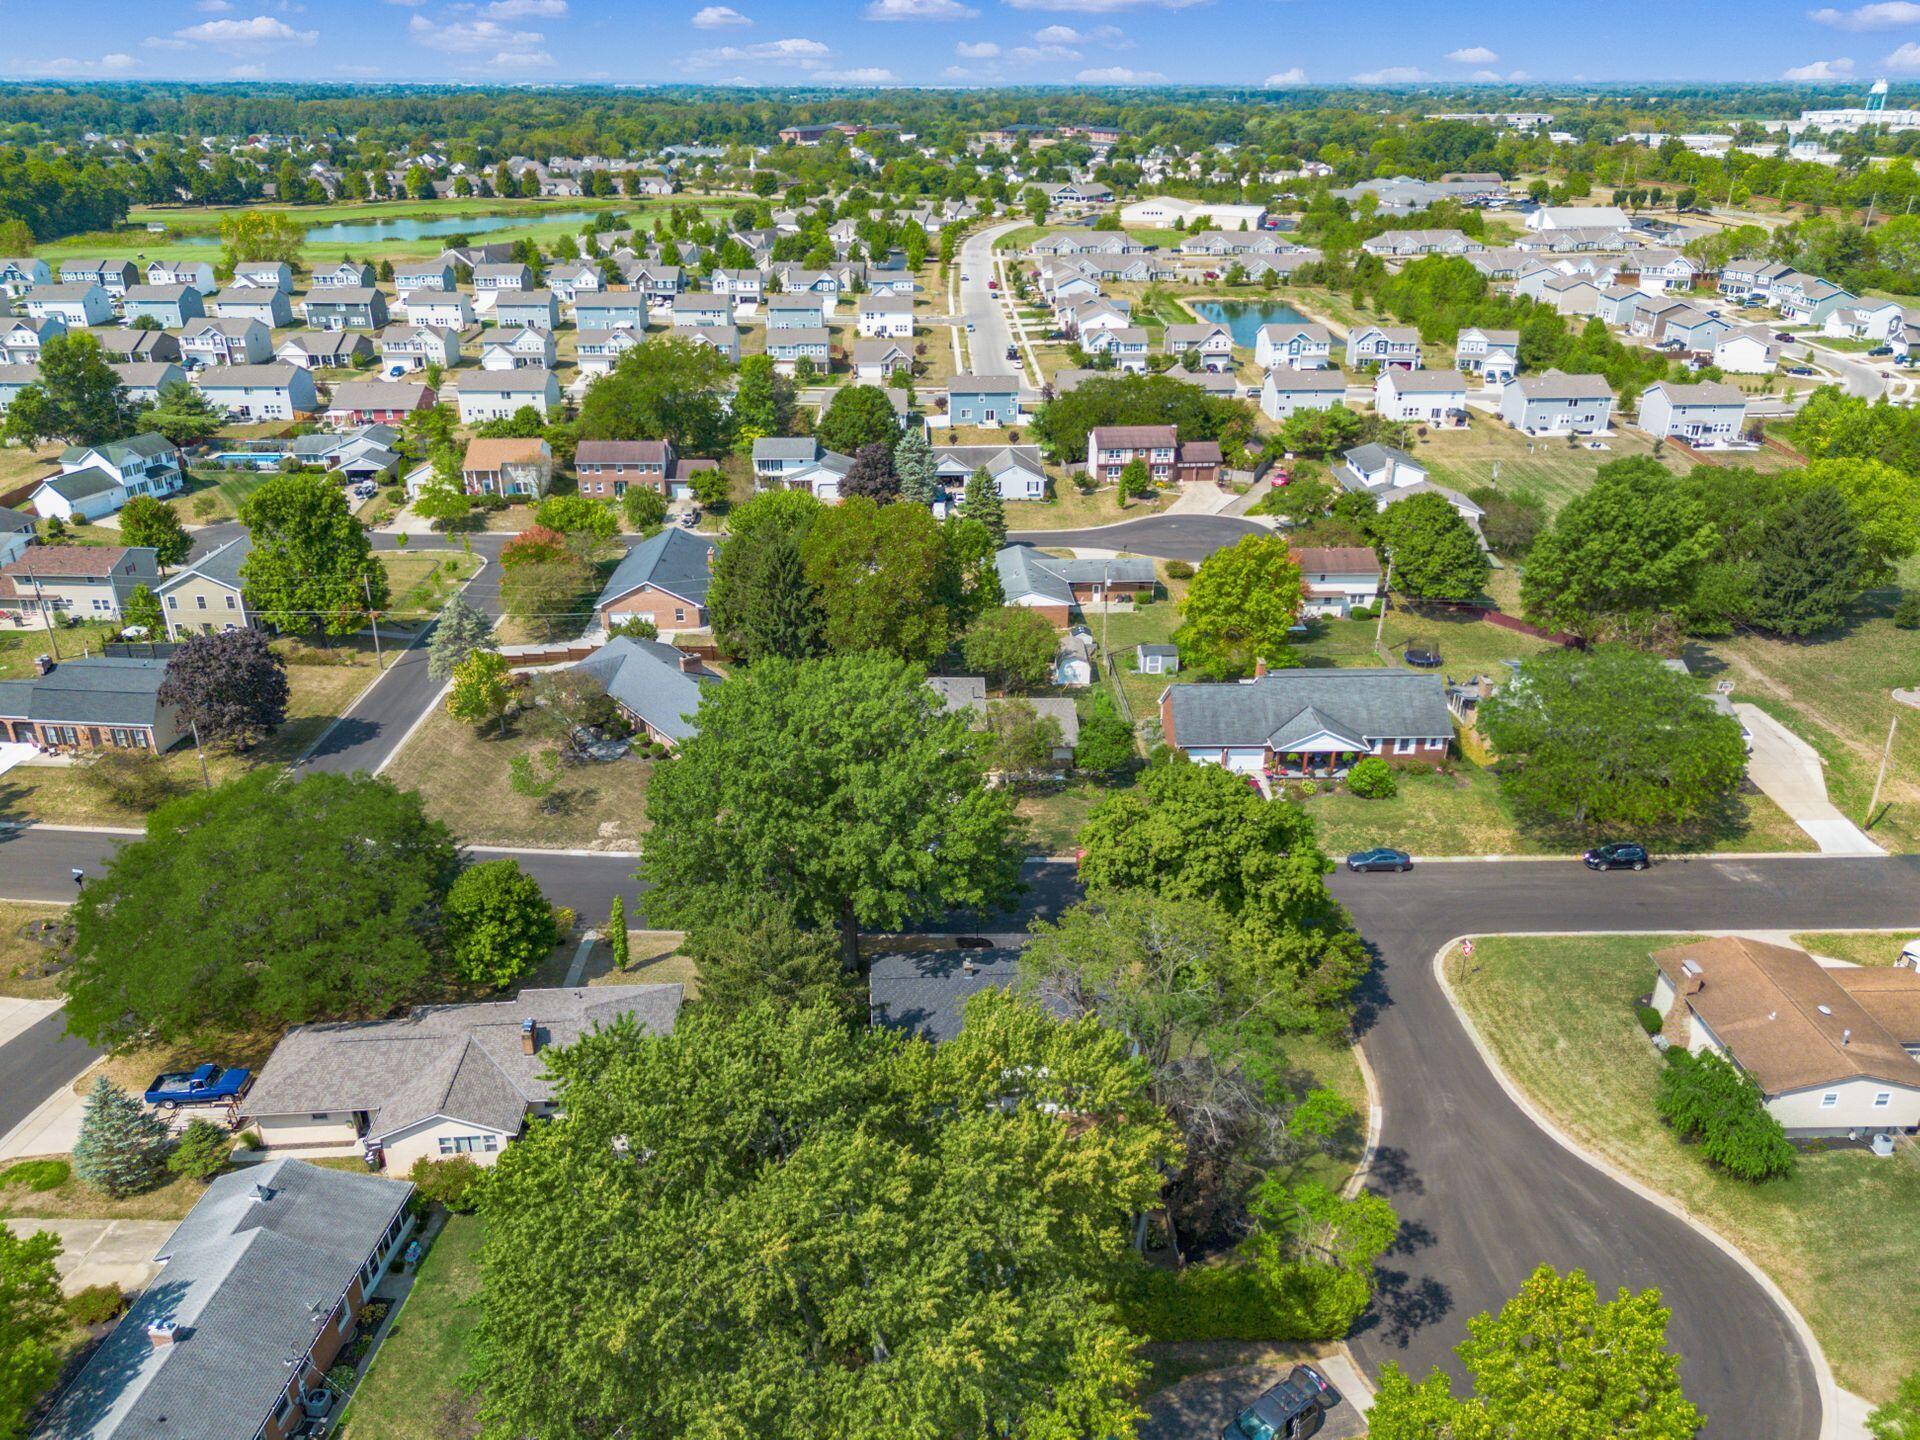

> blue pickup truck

[{"left": 143, "top": 1063, "right": 252, "bottom": 1110}]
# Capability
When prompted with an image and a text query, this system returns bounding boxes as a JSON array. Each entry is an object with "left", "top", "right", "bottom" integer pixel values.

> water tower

[{"left": 1869, "top": 78, "right": 1889, "bottom": 113}]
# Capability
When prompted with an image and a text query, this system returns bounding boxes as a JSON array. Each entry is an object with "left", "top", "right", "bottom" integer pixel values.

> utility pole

[
  {"left": 363, "top": 574, "right": 384, "bottom": 670},
  {"left": 189, "top": 717, "right": 211, "bottom": 790},
  {"left": 1374, "top": 557, "right": 1394, "bottom": 661},
  {"left": 1865, "top": 713, "right": 1899, "bottom": 829},
  {"left": 30, "top": 572, "right": 60, "bottom": 660}
]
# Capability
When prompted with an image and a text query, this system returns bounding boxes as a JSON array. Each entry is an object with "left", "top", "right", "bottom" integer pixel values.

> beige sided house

[
  {"left": 155, "top": 534, "right": 253, "bottom": 638},
  {"left": 239, "top": 985, "right": 683, "bottom": 1175},
  {"left": 1652, "top": 937, "right": 1920, "bottom": 1138}
]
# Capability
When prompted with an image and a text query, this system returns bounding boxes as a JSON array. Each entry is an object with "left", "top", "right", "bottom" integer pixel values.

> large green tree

[
  {"left": 1746, "top": 483, "right": 1870, "bottom": 636},
  {"left": 708, "top": 489, "right": 827, "bottom": 662},
  {"left": 443, "top": 859, "right": 557, "bottom": 990},
  {"left": 640, "top": 653, "right": 1021, "bottom": 968},
  {"left": 0, "top": 1226, "right": 63, "bottom": 1440},
  {"left": 116, "top": 495, "right": 191, "bottom": 568},
  {"left": 2, "top": 332, "right": 131, "bottom": 447},
  {"left": 894, "top": 426, "right": 938, "bottom": 507},
  {"left": 961, "top": 605, "right": 1057, "bottom": 692},
  {"left": 800, "top": 496, "right": 958, "bottom": 663},
  {"left": 469, "top": 991, "right": 1177, "bottom": 1440},
  {"left": 578, "top": 336, "right": 733, "bottom": 456},
  {"left": 1480, "top": 644, "right": 1748, "bottom": 833},
  {"left": 1369, "top": 1265, "right": 1703, "bottom": 1440},
  {"left": 1373, "top": 491, "right": 1489, "bottom": 604},
  {"left": 63, "top": 771, "right": 458, "bottom": 1045},
  {"left": 1870, "top": 1371, "right": 1920, "bottom": 1440},
  {"left": 238, "top": 472, "right": 389, "bottom": 639},
  {"left": 814, "top": 383, "right": 901, "bottom": 455},
  {"left": 1519, "top": 459, "right": 1716, "bottom": 642},
  {"left": 684, "top": 894, "right": 859, "bottom": 1023},
  {"left": 135, "top": 379, "right": 227, "bottom": 447},
  {"left": 1175, "top": 532, "right": 1305, "bottom": 678},
  {"left": 1076, "top": 759, "right": 1368, "bottom": 1023}
]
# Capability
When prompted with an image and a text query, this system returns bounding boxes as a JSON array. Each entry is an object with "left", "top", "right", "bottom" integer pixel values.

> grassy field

[
  {"left": 1447, "top": 933, "right": 1920, "bottom": 1403},
  {"left": 1014, "top": 775, "right": 1113, "bottom": 854},
  {"left": 0, "top": 901, "right": 72, "bottom": 1000},
  {"left": 0, "top": 441, "right": 61, "bottom": 503},
  {"left": 0, "top": 623, "right": 123, "bottom": 680},
  {"left": 378, "top": 549, "right": 482, "bottom": 620},
  {"left": 524, "top": 929, "right": 697, "bottom": 991},
  {"left": 336, "top": 1213, "right": 486, "bottom": 1440},
  {"left": 1004, "top": 484, "right": 1177, "bottom": 531},
  {"left": 1697, "top": 595, "right": 1920, "bottom": 853},
  {"left": 165, "top": 468, "right": 278, "bottom": 526},
  {"left": 0, "top": 638, "right": 382, "bottom": 826},
  {"left": 0, "top": 1162, "right": 205, "bottom": 1223},
  {"left": 380, "top": 705, "right": 653, "bottom": 850},
  {"left": 1415, "top": 423, "right": 1691, "bottom": 515}
]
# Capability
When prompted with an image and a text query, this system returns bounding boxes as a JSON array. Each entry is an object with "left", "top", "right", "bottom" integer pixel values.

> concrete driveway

[
  {"left": 1138, "top": 1363, "right": 1367, "bottom": 1440},
  {"left": 4, "top": 1218, "right": 171, "bottom": 1295},
  {"left": 1734, "top": 703, "right": 1883, "bottom": 855}
]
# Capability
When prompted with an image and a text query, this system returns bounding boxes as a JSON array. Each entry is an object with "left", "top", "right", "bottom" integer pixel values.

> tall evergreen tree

[
  {"left": 1747, "top": 484, "right": 1868, "bottom": 636},
  {"left": 894, "top": 426, "right": 937, "bottom": 507},
  {"left": 607, "top": 895, "right": 629, "bottom": 970},
  {"left": 959, "top": 467, "right": 1008, "bottom": 548},
  {"left": 428, "top": 595, "right": 498, "bottom": 680},
  {"left": 72, "top": 1077, "right": 174, "bottom": 1198}
]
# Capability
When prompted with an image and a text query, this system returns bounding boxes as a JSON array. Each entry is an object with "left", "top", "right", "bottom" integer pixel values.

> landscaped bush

[
  {"left": 64, "top": 1283, "right": 125, "bottom": 1327},
  {"left": 1896, "top": 590, "right": 1920, "bottom": 630},
  {"left": 1116, "top": 1260, "right": 1363, "bottom": 1343},
  {"left": 1163, "top": 559, "right": 1195, "bottom": 580},
  {"left": 408, "top": 1155, "right": 486, "bottom": 1212},
  {"left": 0, "top": 1158, "right": 70, "bottom": 1192},
  {"left": 1654, "top": 1048, "right": 1797, "bottom": 1182},
  {"left": 1636, "top": 1004, "right": 1665, "bottom": 1035},
  {"left": 1345, "top": 756, "right": 1397, "bottom": 799},
  {"left": 166, "top": 1119, "right": 234, "bottom": 1183}
]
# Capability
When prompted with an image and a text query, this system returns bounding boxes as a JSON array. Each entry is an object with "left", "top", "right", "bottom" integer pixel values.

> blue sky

[{"left": 9, "top": 0, "right": 1920, "bottom": 91}]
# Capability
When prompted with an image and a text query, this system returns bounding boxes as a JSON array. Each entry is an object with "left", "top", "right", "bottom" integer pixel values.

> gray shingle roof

[
  {"left": 158, "top": 534, "right": 251, "bottom": 597},
  {"left": 14, "top": 656, "right": 169, "bottom": 727},
  {"left": 39, "top": 1160, "right": 413, "bottom": 1440},
  {"left": 572, "top": 636, "right": 719, "bottom": 742},
  {"left": 239, "top": 985, "right": 683, "bottom": 1138},
  {"left": 1165, "top": 668, "right": 1454, "bottom": 750},
  {"left": 35, "top": 466, "right": 122, "bottom": 504},
  {"left": 995, "top": 544, "right": 1156, "bottom": 606},
  {"left": 595, "top": 525, "right": 715, "bottom": 611},
  {"left": 950, "top": 373, "right": 1021, "bottom": 394},
  {"left": 869, "top": 949, "right": 1044, "bottom": 1043}
]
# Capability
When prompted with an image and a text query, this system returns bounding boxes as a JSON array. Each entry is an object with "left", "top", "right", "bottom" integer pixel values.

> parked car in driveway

[
  {"left": 1346, "top": 847, "right": 1412, "bottom": 873},
  {"left": 1583, "top": 841, "right": 1649, "bottom": 872},
  {"left": 144, "top": 1062, "right": 252, "bottom": 1110},
  {"left": 1785, "top": 365, "right": 1816, "bottom": 377},
  {"left": 1223, "top": 1364, "right": 1344, "bottom": 1440}
]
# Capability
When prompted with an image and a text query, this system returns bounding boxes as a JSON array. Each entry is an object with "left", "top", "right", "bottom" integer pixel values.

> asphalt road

[
  {"left": 956, "top": 222, "right": 1026, "bottom": 380},
  {"left": 1009, "top": 514, "right": 1264, "bottom": 561},
  {"left": 0, "top": 1007, "right": 100, "bottom": 1140},
  {"left": 1333, "top": 854, "right": 1920, "bottom": 1440}
]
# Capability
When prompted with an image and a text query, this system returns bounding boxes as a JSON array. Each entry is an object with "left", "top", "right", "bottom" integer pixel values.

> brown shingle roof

[
  {"left": 1653, "top": 938, "right": 1920, "bottom": 1094},
  {"left": 462, "top": 438, "right": 550, "bottom": 470},
  {"left": 1292, "top": 546, "right": 1381, "bottom": 575}
]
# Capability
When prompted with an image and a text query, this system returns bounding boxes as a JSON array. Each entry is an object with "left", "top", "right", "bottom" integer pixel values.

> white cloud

[
  {"left": 408, "top": 14, "right": 542, "bottom": 51},
  {"left": 1005, "top": 0, "right": 1201, "bottom": 12},
  {"left": 1445, "top": 45, "right": 1497, "bottom": 63},
  {"left": 865, "top": 0, "right": 978, "bottom": 16},
  {"left": 1351, "top": 64, "right": 1428, "bottom": 83},
  {"left": 1077, "top": 64, "right": 1163, "bottom": 81},
  {"left": 956, "top": 39, "right": 1000, "bottom": 55},
  {"left": 100, "top": 52, "right": 138, "bottom": 69},
  {"left": 170, "top": 14, "right": 317, "bottom": 46},
  {"left": 1885, "top": 40, "right": 1920, "bottom": 67},
  {"left": 228, "top": 62, "right": 266, "bottom": 76},
  {"left": 691, "top": 4, "right": 750, "bottom": 24},
  {"left": 1264, "top": 66, "right": 1305, "bottom": 84},
  {"left": 1505, "top": 68, "right": 1530, "bottom": 80},
  {"left": 1034, "top": 22, "right": 1082, "bottom": 39},
  {"left": 1009, "top": 42, "right": 1079, "bottom": 60},
  {"left": 486, "top": 0, "right": 567, "bottom": 15},
  {"left": 1471, "top": 68, "right": 1500, "bottom": 80},
  {"left": 1811, "top": 1, "right": 1920, "bottom": 28},
  {"left": 817, "top": 65, "right": 898, "bottom": 80},
  {"left": 1784, "top": 57, "right": 1855, "bottom": 78},
  {"left": 195, "top": 0, "right": 234, "bottom": 11},
  {"left": 683, "top": 35, "right": 831, "bottom": 68},
  {"left": 494, "top": 48, "right": 556, "bottom": 64}
]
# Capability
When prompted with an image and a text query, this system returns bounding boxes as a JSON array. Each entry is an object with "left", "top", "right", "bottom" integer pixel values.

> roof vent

[
  {"left": 1681, "top": 959, "right": 1702, "bottom": 977},
  {"left": 521, "top": 1016, "right": 537, "bottom": 1055},
  {"left": 1818, "top": 1004, "right": 1833, "bottom": 1016},
  {"left": 1843, "top": 1029, "right": 1852, "bottom": 1045},
  {"left": 251, "top": 1183, "right": 274, "bottom": 1203}
]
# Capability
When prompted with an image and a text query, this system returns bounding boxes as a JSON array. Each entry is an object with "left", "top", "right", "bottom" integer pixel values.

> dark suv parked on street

[{"left": 1583, "top": 842, "right": 1649, "bottom": 871}]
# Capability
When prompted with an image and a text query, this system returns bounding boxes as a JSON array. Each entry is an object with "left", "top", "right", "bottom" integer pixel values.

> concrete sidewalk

[{"left": 1735, "top": 704, "right": 1883, "bottom": 856}]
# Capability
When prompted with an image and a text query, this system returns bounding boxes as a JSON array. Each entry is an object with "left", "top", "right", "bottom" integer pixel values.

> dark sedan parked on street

[
  {"left": 1583, "top": 841, "right": 1650, "bottom": 871},
  {"left": 1346, "top": 847, "right": 1412, "bottom": 873}
]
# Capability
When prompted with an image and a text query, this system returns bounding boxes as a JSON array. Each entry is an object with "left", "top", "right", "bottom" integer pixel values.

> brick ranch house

[
  {"left": 1161, "top": 666, "right": 1455, "bottom": 779},
  {"left": 0, "top": 651, "right": 185, "bottom": 753},
  {"left": 593, "top": 525, "right": 715, "bottom": 633}
]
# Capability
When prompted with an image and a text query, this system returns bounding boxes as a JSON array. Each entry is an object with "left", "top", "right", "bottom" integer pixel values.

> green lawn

[
  {"left": 378, "top": 549, "right": 482, "bottom": 620},
  {"left": 1789, "top": 931, "right": 1920, "bottom": 968},
  {"left": 1414, "top": 423, "right": 1690, "bottom": 516},
  {"left": 166, "top": 468, "right": 278, "bottom": 526},
  {"left": 1448, "top": 933, "right": 1920, "bottom": 1403},
  {"left": 1015, "top": 774, "right": 1114, "bottom": 854},
  {"left": 336, "top": 1213, "right": 486, "bottom": 1440},
  {"left": 0, "top": 623, "right": 123, "bottom": 680},
  {"left": 0, "top": 900, "right": 74, "bottom": 1000}
]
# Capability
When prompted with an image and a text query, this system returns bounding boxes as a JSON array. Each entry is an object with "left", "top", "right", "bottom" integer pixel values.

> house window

[
  {"left": 1394, "top": 738, "right": 1415, "bottom": 755},
  {"left": 1820, "top": 1093, "right": 1839, "bottom": 1109},
  {"left": 673, "top": 609, "right": 687, "bottom": 623},
  {"left": 311, "top": 1112, "right": 331, "bottom": 1121},
  {"left": 1874, "top": 1092, "right": 1892, "bottom": 1108},
  {"left": 109, "top": 729, "right": 144, "bottom": 748},
  {"left": 195, "top": 594, "right": 207, "bottom": 610},
  {"left": 225, "top": 595, "right": 237, "bottom": 610},
  {"left": 438, "top": 1134, "right": 500, "bottom": 1155},
  {"left": 165, "top": 595, "right": 177, "bottom": 610}
]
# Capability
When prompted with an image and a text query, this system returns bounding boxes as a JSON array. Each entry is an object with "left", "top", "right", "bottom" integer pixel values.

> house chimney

[
  {"left": 679, "top": 651, "right": 701, "bottom": 674},
  {"left": 147, "top": 1320, "right": 180, "bottom": 1348},
  {"left": 33, "top": 654, "right": 52, "bottom": 677},
  {"left": 1253, "top": 657, "right": 1268, "bottom": 679},
  {"left": 521, "top": 1016, "right": 537, "bottom": 1055},
  {"left": 961, "top": 956, "right": 977, "bottom": 976}
]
